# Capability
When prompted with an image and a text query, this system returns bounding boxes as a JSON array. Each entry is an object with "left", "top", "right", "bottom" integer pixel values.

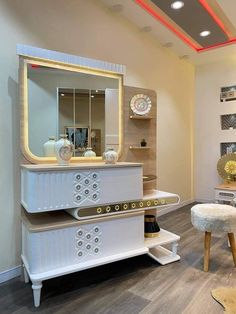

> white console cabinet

[{"left": 21, "top": 162, "right": 180, "bottom": 307}]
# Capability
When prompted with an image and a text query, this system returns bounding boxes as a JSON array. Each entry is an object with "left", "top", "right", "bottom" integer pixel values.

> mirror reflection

[{"left": 27, "top": 64, "right": 120, "bottom": 157}]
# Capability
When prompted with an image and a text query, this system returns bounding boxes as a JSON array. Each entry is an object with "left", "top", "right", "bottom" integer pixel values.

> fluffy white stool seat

[
  {"left": 191, "top": 203, "right": 236, "bottom": 271},
  {"left": 191, "top": 203, "right": 236, "bottom": 233}
]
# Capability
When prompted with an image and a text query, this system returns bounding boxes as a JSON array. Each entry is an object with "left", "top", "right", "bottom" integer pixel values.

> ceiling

[{"left": 100, "top": 0, "right": 236, "bottom": 65}]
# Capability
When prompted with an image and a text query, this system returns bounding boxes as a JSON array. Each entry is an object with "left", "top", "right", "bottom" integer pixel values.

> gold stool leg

[
  {"left": 228, "top": 233, "right": 236, "bottom": 266},
  {"left": 204, "top": 231, "right": 211, "bottom": 272}
]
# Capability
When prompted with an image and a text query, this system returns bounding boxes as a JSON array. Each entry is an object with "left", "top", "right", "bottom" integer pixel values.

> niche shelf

[
  {"left": 221, "top": 114, "right": 236, "bottom": 130},
  {"left": 220, "top": 142, "right": 236, "bottom": 156},
  {"left": 129, "top": 115, "right": 152, "bottom": 120}
]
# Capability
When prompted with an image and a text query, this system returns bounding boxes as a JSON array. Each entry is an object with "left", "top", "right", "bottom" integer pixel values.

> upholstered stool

[{"left": 191, "top": 204, "right": 236, "bottom": 272}]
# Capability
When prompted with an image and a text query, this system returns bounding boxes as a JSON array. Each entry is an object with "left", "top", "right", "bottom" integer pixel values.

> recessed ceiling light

[
  {"left": 171, "top": 1, "right": 184, "bottom": 10},
  {"left": 61, "top": 93, "right": 65, "bottom": 96},
  {"left": 200, "top": 30, "right": 211, "bottom": 37}
]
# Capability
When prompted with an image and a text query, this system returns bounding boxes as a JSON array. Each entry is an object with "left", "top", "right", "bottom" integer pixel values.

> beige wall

[
  {"left": 0, "top": 0, "right": 194, "bottom": 272},
  {"left": 195, "top": 57, "right": 236, "bottom": 201}
]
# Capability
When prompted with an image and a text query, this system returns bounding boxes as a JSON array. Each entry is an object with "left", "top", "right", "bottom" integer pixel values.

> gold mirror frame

[{"left": 19, "top": 56, "right": 123, "bottom": 164}]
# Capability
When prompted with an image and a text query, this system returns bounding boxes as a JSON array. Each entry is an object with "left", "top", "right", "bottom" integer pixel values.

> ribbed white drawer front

[
  {"left": 21, "top": 166, "right": 142, "bottom": 213},
  {"left": 22, "top": 214, "right": 144, "bottom": 274}
]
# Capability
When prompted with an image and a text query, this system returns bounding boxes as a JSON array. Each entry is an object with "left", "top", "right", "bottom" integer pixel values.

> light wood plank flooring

[{"left": 1, "top": 203, "right": 236, "bottom": 314}]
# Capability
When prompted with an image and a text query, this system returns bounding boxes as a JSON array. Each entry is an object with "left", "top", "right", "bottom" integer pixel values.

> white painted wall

[
  {"left": 0, "top": 0, "right": 194, "bottom": 273},
  {"left": 195, "top": 57, "right": 236, "bottom": 201}
]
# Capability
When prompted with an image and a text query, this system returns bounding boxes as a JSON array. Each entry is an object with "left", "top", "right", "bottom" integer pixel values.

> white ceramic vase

[
  {"left": 83, "top": 147, "right": 96, "bottom": 157},
  {"left": 55, "top": 134, "right": 73, "bottom": 165},
  {"left": 103, "top": 148, "right": 118, "bottom": 164},
  {"left": 43, "top": 137, "right": 56, "bottom": 157}
]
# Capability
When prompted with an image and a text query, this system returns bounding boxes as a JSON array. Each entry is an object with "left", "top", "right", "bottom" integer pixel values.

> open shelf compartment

[{"left": 145, "top": 229, "right": 180, "bottom": 265}]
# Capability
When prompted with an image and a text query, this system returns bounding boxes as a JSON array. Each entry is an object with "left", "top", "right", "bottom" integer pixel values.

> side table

[{"left": 215, "top": 184, "right": 236, "bottom": 204}]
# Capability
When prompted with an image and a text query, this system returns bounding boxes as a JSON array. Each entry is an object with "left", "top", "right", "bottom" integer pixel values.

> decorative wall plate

[{"left": 130, "top": 94, "right": 152, "bottom": 116}]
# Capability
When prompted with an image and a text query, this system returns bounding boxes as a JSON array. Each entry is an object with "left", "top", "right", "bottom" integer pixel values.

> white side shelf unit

[{"left": 145, "top": 229, "right": 180, "bottom": 265}]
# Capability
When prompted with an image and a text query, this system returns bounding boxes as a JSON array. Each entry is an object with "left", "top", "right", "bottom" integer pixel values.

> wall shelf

[
  {"left": 221, "top": 113, "right": 236, "bottom": 130},
  {"left": 220, "top": 142, "right": 236, "bottom": 156},
  {"left": 129, "top": 115, "right": 152, "bottom": 120},
  {"left": 129, "top": 146, "right": 151, "bottom": 150}
]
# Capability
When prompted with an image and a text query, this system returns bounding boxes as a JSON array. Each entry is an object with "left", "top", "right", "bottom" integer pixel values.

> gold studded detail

[
  {"left": 97, "top": 207, "right": 102, "bottom": 214},
  {"left": 106, "top": 206, "right": 111, "bottom": 212},
  {"left": 123, "top": 204, "right": 128, "bottom": 210}
]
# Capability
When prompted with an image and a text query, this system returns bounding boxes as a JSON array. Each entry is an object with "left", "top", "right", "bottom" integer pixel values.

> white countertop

[{"left": 21, "top": 162, "right": 143, "bottom": 171}]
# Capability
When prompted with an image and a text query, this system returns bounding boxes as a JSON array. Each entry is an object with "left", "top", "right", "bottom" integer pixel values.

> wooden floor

[{"left": 1, "top": 203, "right": 236, "bottom": 314}]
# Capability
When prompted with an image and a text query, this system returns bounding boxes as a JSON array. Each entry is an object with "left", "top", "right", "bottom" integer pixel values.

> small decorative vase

[
  {"left": 83, "top": 147, "right": 96, "bottom": 157},
  {"left": 103, "top": 148, "right": 118, "bottom": 164},
  {"left": 144, "top": 215, "right": 160, "bottom": 238},
  {"left": 43, "top": 137, "right": 56, "bottom": 157},
  {"left": 141, "top": 139, "right": 147, "bottom": 147},
  {"left": 55, "top": 134, "right": 73, "bottom": 165}
]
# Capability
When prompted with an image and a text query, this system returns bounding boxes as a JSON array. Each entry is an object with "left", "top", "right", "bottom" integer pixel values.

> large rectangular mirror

[{"left": 20, "top": 57, "right": 123, "bottom": 163}]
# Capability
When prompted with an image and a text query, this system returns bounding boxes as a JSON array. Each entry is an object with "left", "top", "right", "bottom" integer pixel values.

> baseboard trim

[
  {"left": 0, "top": 266, "right": 21, "bottom": 284},
  {"left": 156, "top": 199, "right": 195, "bottom": 217}
]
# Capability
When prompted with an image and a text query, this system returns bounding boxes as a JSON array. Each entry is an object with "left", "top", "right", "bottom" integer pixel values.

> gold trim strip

[
  {"left": 144, "top": 217, "right": 156, "bottom": 222},
  {"left": 144, "top": 232, "right": 160, "bottom": 238},
  {"left": 78, "top": 196, "right": 179, "bottom": 217}
]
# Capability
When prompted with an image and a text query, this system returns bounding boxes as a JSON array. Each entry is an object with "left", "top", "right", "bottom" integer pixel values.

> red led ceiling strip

[
  {"left": 135, "top": 0, "right": 236, "bottom": 52},
  {"left": 197, "top": 38, "right": 236, "bottom": 52},
  {"left": 135, "top": 0, "right": 200, "bottom": 51},
  {"left": 198, "top": 0, "right": 231, "bottom": 38}
]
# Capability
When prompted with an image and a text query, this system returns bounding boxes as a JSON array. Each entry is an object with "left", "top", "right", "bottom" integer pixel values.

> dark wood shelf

[
  {"left": 129, "top": 115, "right": 152, "bottom": 120},
  {"left": 129, "top": 146, "right": 151, "bottom": 150}
]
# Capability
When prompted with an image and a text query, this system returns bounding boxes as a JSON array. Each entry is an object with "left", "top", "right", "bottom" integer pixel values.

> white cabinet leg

[
  {"left": 32, "top": 281, "right": 42, "bottom": 307},
  {"left": 172, "top": 241, "right": 178, "bottom": 257},
  {"left": 22, "top": 264, "right": 29, "bottom": 283}
]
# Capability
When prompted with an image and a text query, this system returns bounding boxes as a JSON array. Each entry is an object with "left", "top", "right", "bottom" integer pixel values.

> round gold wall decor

[{"left": 217, "top": 153, "right": 236, "bottom": 182}]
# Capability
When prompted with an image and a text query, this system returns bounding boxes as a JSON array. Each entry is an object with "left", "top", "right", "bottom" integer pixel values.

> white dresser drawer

[
  {"left": 21, "top": 163, "right": 143, "bottom": 213},
  {"left": 22, "top": 212, "right": 144, "bottom": 274}
]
